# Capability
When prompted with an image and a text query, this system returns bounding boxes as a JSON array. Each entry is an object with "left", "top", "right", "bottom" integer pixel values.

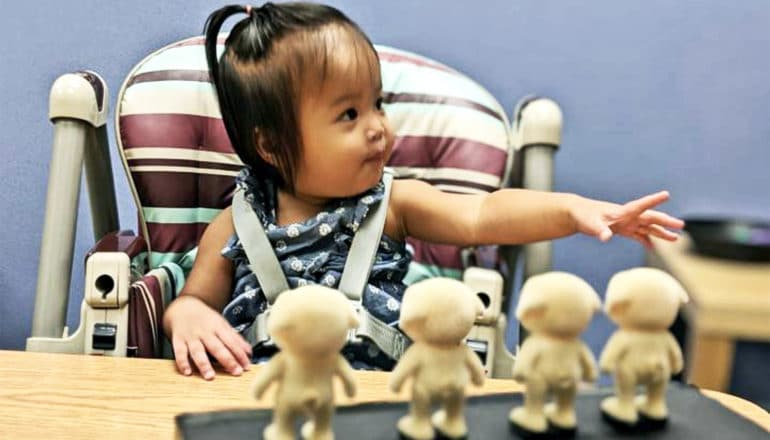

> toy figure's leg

[
  {"left": 432, "top": 388, "right": 467, "bottom": 439},
  {"left": 265, "top": 401, "right": 297, "bottom": 440},
  {"left": 546, "top": 381, "right": 577, "bottom": 435},
  {"left": 397, "top": 385, "right": 434, "bottom": 440},
  {"left": 509, "top": 373, "right": 548, "bottom": 436},
  {"left": 301, "top": 401, "right": 334, "bottom": 440},
  {"left": 601, "top": 364, "right": 639, "bottom": 430},
  {"left": 635, "top": 366, "right": 670, "bottom": 430}
]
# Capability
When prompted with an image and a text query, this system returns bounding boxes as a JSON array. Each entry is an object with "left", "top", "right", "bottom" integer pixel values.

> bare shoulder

[
  {"left": 385, "top": 179, "right": 434, "bottom": 241},
  {"left": 205, "top": 206, "right": 235, "bottom": 239}
]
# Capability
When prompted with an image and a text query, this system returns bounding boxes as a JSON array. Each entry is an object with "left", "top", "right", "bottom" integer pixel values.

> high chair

[{"left": 27, "top": 36, "right": 562, "bottom": 378}]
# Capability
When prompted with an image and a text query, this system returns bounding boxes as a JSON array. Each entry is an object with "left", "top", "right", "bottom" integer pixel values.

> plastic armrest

[{"left": 86, "top": 230, "right": 146, "bottom": 260}]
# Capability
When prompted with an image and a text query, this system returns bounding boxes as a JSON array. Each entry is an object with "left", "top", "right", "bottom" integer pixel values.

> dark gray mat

[{"left": 176, "top": 383, "right": 768, "bottom": 439}]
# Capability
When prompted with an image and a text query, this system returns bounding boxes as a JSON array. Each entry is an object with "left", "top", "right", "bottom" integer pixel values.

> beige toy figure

[
  {"left": 251, "top": 285, "right": 358, "bottom": 440},
  {"left": 389, "top": 278, "right": 486, "bottom": 440},
  {"left": 509, "top": 272, "right": 601, "bottom": 439},
  {"left": 599, "top": 267, "right": 688, "bottom": 432}
]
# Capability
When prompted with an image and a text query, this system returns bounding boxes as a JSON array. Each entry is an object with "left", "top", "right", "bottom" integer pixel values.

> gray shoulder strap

[
  {"left": 231, "top": 189, "right": 289, "bottom": 304},
  {"left": 338, "top": 172, "right": 394, "bottom": 301}
]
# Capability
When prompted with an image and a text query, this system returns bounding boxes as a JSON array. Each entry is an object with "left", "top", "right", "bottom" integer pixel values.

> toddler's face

[{"left": 294, "top": 40, "right": 393, "bottom": 199}]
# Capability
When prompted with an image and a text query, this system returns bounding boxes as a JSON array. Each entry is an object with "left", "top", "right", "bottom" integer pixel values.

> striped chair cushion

[{"left": 117, "top": 36, "right": 512, "bottom": 281}]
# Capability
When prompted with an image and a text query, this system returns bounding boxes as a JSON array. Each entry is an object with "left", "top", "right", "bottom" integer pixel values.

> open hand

[
  {"left": 570, "top": 191, "right": 684, "bottom": 248},
  {"left": 164, "top": 295, "right": 253, "bottom": 380}
]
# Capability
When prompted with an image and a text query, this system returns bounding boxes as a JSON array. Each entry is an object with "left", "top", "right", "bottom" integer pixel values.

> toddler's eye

[
  {"left": 375, "top": 97, "right": 384, "bottom": 111},
  {"left": 340, "top": 108, "right": 358, "bottom": 121}
]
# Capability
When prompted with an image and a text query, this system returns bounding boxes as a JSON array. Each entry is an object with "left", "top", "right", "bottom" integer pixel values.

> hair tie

[{"left": 245, "top": 5, "right": 253, "bottom": 16}]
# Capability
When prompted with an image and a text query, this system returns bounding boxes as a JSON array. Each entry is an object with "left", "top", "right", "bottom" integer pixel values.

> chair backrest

[{"left": 116, "top": 36, "right": 512, "bottom": 282}]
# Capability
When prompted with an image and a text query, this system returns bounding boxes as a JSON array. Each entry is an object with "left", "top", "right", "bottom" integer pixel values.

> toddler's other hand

[
  {"left": 164, "top": 295, "right": 253, "bottom": 380},
  {"left": 570, "top": 191, "right": 684, "bottom": 248}
]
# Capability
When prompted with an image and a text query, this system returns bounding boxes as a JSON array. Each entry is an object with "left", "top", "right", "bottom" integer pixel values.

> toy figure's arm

[
  {"left": 599, "top": 332, "right": 626, "bottom": 373},
  {"left": 251, "top": 353, "right": 284, "bottom": 399},
  {"left": 511, "top": 339, "right": 539, "bottom": 381},
  {"left": 464, "top": 346, "right": 486, "bottom": 386},
  {"left": 389, "top": 346, "right": 419, "bottom": 392},
  {"left": 579, "top": 342, "right": 598, "bottom": 382},
  {"left": 335, "top": 354, "right": 357, "bottom": 398},
  {"left": 665, "top": 332, "right": 684, "bottom": 374}
]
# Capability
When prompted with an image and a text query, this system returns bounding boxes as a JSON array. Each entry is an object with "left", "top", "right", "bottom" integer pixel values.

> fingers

[
  {"left": 633, "top": 232, "right": 654, "bottom": 249},
  {"left": 582, "top": 215, "right": 614, "bottom": 242},
  {"left": 623, "top": 191, "right": 670, "bottom": 216},
  {"left": 187, "top": 339, "right": 216, "bottom": 380},
  {"left": 647, "top": 224, "right": 680, "bottom": 241},
  {"left": 203, "top": 334, "right": 245, "bottom": 377},
  {"left": 216, "top": 327, "right": 253, "bottom": 371},
  {"left": 598, "top": 228, "right": 613, "bottom": 242},
  {"left": 641, "top": 210, "right": 685, "bottom": 230},
  {"left": 172, "top": 335, "right": 193, "bottom": 376}
]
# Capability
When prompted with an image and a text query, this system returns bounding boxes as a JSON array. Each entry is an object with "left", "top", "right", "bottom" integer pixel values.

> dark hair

[{"left": 204, "top": 3, "right": 376, "bottom": 192}]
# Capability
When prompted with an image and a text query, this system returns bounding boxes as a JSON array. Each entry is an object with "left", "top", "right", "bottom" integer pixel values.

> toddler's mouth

[{"left": 364, "top": 146, "right": 385, "bottom": 163}]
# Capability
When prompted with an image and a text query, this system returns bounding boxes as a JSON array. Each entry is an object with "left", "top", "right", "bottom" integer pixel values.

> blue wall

[{"left": 2, "top": 0, "right": 768, "bottom": 402}]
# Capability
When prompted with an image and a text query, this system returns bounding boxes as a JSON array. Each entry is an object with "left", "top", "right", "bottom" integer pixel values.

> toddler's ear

[{"left": 254, "top": 129, "right": 276, "bottom": 166}]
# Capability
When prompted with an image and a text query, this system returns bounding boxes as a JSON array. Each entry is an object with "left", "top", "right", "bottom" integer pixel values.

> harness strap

[
  {"left": 231, "top": 189, "right": 288, "bottom": 304},
  {"left": 234, "top": 172, "right": 410, "bottom": 360},
  {"left": 338, "top": 173, "right": 392, "bottom": 301}
]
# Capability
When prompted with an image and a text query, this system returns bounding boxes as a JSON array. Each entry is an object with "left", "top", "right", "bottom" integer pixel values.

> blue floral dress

[{"left": 222, "top": 167, "right": 411, "bottom": 369}]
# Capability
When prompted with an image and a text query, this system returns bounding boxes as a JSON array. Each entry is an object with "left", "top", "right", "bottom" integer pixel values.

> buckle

[{"left": 346, "top": 301, "right": 365, "bottom": 345}]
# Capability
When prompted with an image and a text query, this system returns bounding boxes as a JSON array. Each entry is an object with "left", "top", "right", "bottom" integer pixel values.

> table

[
  {"left": 648, "top": 235, "right": 770, "bottom": 392},
  {"left": 0, "top": 350, "right": 767, "bottom": 439}
]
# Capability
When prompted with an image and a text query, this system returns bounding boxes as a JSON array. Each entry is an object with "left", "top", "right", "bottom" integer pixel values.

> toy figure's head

[
  {"left": 267, "top": 285, "right": 359, "bottom": 356},
  {"left": 516, "top": 272, "right": 601, "bottom": 338},
  {"left": 604, "top": 267, "right": 689, "bottom": 331},
  {"left": 400, "top": 278, "right": 485, "bottom": 345}
]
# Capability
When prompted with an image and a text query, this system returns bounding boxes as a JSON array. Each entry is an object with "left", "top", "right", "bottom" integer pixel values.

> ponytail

[{"left": 204, "top": 5, "right": 255, "bottom": 171}]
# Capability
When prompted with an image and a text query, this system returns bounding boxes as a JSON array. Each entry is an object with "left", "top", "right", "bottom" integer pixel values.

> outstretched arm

[
  {"left": 388, "top": 179, "right": 683, "bottom": 249},
  {"left": 335, "top": 354, "right": 357, "bottom": 398},
  {"left": 251, "top": 353, "right": 285, "bottom": 399}
]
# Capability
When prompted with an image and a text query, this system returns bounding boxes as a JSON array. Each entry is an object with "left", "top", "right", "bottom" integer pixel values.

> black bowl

[{"left": 684, "top": 217, "right": 770, "bottom": 262}]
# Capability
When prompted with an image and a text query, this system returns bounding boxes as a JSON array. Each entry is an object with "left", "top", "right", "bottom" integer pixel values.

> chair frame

[{"left": 27, "top": 45, "right": 563, "bottom": 378}]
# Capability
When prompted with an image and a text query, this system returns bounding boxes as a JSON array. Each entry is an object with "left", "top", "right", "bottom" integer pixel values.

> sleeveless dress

[{"left": 221, "top": 167, "right": 411, "bottom": 369}]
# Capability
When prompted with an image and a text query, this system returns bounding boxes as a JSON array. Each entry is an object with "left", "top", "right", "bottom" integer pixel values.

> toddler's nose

[
  {"left": 367, "top": 116, "right": 388, "bottom": 142},
  {"left": 366, "top": 126, "right": 384, "bottom": 142}
]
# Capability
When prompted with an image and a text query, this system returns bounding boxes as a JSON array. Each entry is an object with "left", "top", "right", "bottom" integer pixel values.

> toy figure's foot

[
  {"left": 301, "top": 420, "right": 334, "bottom": 440},
  {"left": 434, "top": 430, "right": 467, "bottom": 440},
  {"left": 509, "top": 406, "right": 549, "bottom": 439},
  {"left": 543, "top": 403, "right": 576, "bottom": 438},
  {"left": 637, "top": 413, "right": 668, "bottom": 431},
  {"left": 634, "top": 396, "right": 668, "bottom": 432},
  {"left": 397, "top": 415, "right": 434, "bottom": 440},
  {"left": 635, "top": 395, "right": 668, "bottom": 420},
  {"left": 431, "top": 409, "right": 467, "bottom": 439},
  {"left": 600, "top": 397, "right": 638, "bottom": 433},
  {"left": 263, "top": 423, "right": 294, "bottom": 440}
]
